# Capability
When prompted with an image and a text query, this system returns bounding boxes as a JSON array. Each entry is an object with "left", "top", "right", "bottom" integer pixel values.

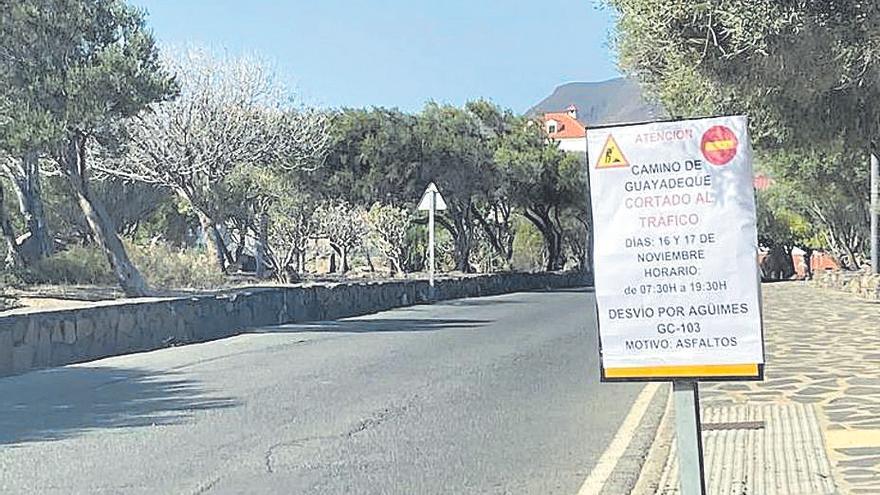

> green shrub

[
  {"left": 0, "top": 294, "right": 18, "bottom": 312},
  {"left": 0, "top": 269, "right": 25, "bottom": 289},
  {"left": 24, "top": 243, "right": 225, "bottom": 290},
  {"left": 27, "top": 245, "right": 116, "bottom": 285},
  {"left": 129, "top": 243, "right": 225, "bottom": 290},
  {"left": 512, "top": 219, "right": 545, "bottom": 271},
  {"left": 0, "top": 271, "right": 21, "bottom": 312}
]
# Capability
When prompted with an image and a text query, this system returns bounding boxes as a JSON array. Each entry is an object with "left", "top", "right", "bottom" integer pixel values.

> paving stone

[
  {"left": 829, "top": 397, "right": 877, "bottom": 405},
  {"left": 836, "top": 447, "right": 880, "bottom": 457},
  {"left": 843, "top": 468, "right": 879, "bottom": 477},
  {"left": 840, "top": 457, "right": 880, "bottom": 468},
  {"left": 812, "top": 379, "right": 841, "bottom": 387},
  {"left": 848, "top": 377, "right": 880, "bottom": 386},
  {"left": 717, "top": 383, "right": 751, "bottom": 391},
  {"left": 846, "top": 387, "right": 880, "bottom": 396},
  {"left": 796, "top": 386, "right": 836, "bottom": 396},
  {"left": 656, "top": 283, "right": 880, "bottom": 494},
  {"left": 793, "top": 395, "right": 827, "bottom": 403},
  {"left": 849, "top": 420, "right": 880, "bottom": 428},
  {"left": 838, "top": 414, "right": 880, "bottom": 423}
]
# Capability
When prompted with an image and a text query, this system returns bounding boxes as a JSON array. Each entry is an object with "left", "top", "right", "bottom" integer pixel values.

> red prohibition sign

[{"left": 701, "top": 125, "right": 738, "bottom": 166}]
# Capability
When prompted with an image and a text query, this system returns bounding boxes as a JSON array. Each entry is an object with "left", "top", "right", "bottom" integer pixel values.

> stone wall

[
  {"left": 0, "top": 272, "right": 587, "bottom": 377},
  {"left": 813, "top": 269, "right": 880, "bottom": 300}
]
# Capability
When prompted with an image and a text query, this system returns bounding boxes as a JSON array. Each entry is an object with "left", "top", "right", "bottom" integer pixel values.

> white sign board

[
  {"left": 418, "top": 183, "right": 447, "bottom": 211},
  {"left": 588, "top": 115, "right": 764, "bottom": 381}
]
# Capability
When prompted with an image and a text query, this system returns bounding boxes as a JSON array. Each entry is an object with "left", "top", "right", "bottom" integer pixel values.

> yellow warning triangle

[{"left": 595, "top": 134, "right": 629, "bottom": 169}]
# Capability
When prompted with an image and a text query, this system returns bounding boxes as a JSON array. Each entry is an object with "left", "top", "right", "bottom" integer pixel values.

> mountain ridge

[{"left": 528, "top": 77, "right": 665, "bottom": 126}]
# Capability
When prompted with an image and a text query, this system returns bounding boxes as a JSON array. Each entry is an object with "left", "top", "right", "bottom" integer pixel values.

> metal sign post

[
  {"left": 674, "top": 380, "right": 707, "bottom": 495},
  {"left": 428, "top": 192, "right": 435, "bottom": 286},
  {"left": 871, "top": 145, "right": 879, "bottom": 274},
  {"left": 417, "top": 182, "right": 447, "bottom": 288}
]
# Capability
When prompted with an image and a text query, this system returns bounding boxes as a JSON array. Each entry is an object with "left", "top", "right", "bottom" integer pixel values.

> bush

[
  {"left": 129, "top": 243, "right": 225, "bottom": 290},
  {"left": 0, "top": 271, "right": 21, "bottom": 311},
  {"left": 0, "top": 294, "right": 18, "bottom": 312},
  {"left": 0, "top": 269, "right": 25, "bottom": 289},
  {"left": 512, "top": 219, "right": 544, "bottom": 272},
  {"left": 24, "top": 242, "right": 225, "bottom": 290},
  {"left": 27, "top": 245, "right": 116, "bottom": 285}
]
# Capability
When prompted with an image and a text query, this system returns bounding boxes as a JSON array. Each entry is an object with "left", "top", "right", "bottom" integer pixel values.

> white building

[{"left": 541, "top": 105, "right": 586, "bottom": 153}]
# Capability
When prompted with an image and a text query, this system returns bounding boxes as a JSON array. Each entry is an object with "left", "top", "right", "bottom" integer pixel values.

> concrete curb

[
  {"left": 631, "top": 386, "right": 675, "bottom": 495},
  {"left": 598, "top": 383, "right": 671, "bottom": 495}
]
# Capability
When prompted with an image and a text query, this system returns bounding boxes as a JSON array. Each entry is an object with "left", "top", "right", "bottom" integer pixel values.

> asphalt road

[{"left": 0, "top": 288, "right": 644, "bottom": 494}]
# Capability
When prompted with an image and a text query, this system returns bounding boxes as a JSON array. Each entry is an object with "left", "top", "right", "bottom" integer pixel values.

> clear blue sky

[{"left": 133, "top": 0, "right": 621, "bottom": 113}]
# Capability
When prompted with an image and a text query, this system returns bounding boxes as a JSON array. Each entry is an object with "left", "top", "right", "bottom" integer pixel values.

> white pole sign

[
  {"left": 418, "top": 182, "right": 447, "bottom": 287},
  {"left": 588, "top": 115, "right": 764, "bottom": 380}
]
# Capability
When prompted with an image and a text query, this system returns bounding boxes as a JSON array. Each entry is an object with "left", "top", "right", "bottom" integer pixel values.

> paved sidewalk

[{"left": 658, "top": 281, "right": 880, "bottom": 494}]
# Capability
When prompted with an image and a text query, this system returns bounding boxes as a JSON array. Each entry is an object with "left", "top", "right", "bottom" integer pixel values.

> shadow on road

[
  {"left": 441, "top": 298, "right": 525, "bottom": 307},
  {"left": 260, "top": 318, "right": 492, "bottom": 334},
  {"left": 0, "top": 366, "right": 237, "bottom": 445}
]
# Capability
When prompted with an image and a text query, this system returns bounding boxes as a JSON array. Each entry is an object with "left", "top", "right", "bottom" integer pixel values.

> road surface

[{"left": 0, "top": 288, "right": 645, "bottom": 494}]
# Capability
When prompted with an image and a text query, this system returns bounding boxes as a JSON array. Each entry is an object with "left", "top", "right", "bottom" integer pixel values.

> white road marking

[{"left": 577, "top": 382, "right": 661, "bottom": 495}]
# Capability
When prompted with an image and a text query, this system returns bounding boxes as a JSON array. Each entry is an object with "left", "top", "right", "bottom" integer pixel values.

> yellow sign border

[{"left": 603, "top": 363, "right": 760, "bottom": 380}]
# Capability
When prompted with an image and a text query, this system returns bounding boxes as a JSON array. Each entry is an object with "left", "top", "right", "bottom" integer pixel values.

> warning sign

[
  {"left": 700, "top": 125, "right": 739, "bottom": 165},
  {"left": 595, "top": 134, "right": 628, "bottom": 169},
  {"left": 587, "top": 115, "right": 764, "bottom": 381}
]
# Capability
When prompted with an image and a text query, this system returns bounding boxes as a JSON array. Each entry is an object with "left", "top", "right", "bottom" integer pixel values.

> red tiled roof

[
  {"left": 754, "top": 173, "right": 774, "bottom": 190},
  {"left": 542, "top": 112, "right": 585, "bottom": 139}
]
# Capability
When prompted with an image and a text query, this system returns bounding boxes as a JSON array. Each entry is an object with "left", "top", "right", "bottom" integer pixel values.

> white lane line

[{"left": 577, "top": 382, "right": 661, "bottom": 495}]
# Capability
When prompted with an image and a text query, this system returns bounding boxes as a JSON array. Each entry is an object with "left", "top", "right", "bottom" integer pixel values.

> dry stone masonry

[{"left": 0, "top": 272, "right": 586, "bottom": 377}]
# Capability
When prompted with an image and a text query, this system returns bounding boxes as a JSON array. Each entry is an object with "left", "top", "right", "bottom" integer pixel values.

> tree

[
  {"left": 0, "top": 181, "right": 22, "bottom": 269},
  {"left": 259, "top": 171, "right": 319, "bottom": 282},
  {"left": 319, "top": 108, "right": 423, "bottom": 206},
  {"left": 0, "top": 0, "right": 178, "bottom": 296},
  {"left": 314, "top": 200, "right": 369, "bottom": 273},
  {"left": 610, "top": 1, "right": 880, "bottom": 147},
  {"left": 466, "top": 100, "right": 518, "bottom": 268},
  {"left": 365, "top": 203, "right": 411, "bottom": 275},
  {"left": 415, "top": 103, "right": 496, "bottom": 272},
  {"left": 0, "top": 152, "right": 51, "bottom": 264},
  {"left": 609, "top": 0, "right": 879, "bottom": 267},
  {"left": 758, "top": 147, "right": 865, "bottom": 270},
  {"left": 493, "top": 118, "right": 586, "bottom": 271},
  {"left": 101, "top": 49, "right": 330, "bottom": 273}
]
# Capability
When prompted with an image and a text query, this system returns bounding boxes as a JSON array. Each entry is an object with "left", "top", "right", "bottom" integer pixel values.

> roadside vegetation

[
  {"left": 0, "top": 0, "right": 589, "bottom": 301},
  {"left": 609, "top": 1, "right": 878, "bottom": 276}
]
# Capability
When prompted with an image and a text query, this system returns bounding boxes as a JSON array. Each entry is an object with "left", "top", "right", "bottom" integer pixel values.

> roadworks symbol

[{"left": 595, "top": 134, "right": 628, "bottom": 169}]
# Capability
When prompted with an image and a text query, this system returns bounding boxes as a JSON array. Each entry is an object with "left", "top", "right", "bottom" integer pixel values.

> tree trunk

[
  {"left": 544, "top": 227, "right": 564, "bottom": 271},
  {"left": 802, "top": 247, "right": 814, "bottom": 280},
  {"left": 471, "top": 204, "right": 513, "bottom": 266},
  {"left": 329, "top": 253, "right": 337, "bottom": 273},
  {"left": 0, "top": 185, "right": 22, "bottom": 269},
  {"left": 256, "top": 212, "right": 268, "bottom": 278},
  {"left": 453, "top": 233, "right": 472, "bottom": 273},
  {"left": 341, "top": 246, "right": 350, "bottom": 273},
  {"left": 61, "top": 134, "right": 150, "bottom": 297},
  {"left": 524, "top": 207, "right": 564, "bottom": 271},
  {"left": 9, "top": 151, "right": 52, "bottom": 264},
  {"left": 760, "top": 244, "right": 795, "bottom": 280},
  {"left": 450, "top": 215, "right": 474, "bottom": 273},
  {"left": 364, "top": 248, "right": 376, "bottom": 272},
  {"left": 195, "top": 210, "right": 228, "bottom": 274}
]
